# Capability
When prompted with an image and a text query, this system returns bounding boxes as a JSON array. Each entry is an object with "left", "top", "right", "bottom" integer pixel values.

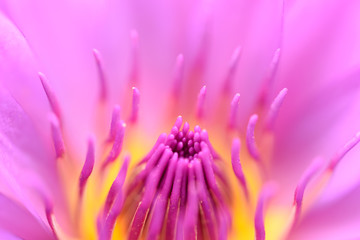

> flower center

[{"left": 123, "top": 116, "right": 232, "bottom": 240}]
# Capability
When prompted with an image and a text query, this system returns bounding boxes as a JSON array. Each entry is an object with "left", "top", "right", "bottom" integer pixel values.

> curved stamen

[
  {"left": 294, "top": 157, "right": 323, "bottom": 223},
  {"left": 107, "top": 105, "right": 121, "bottom": 142},
  {"left": 129, "top": 87, "right": 140, "bottom": 123},
  {"left": 257, "top": 48, "right": 281, "bottom": 106},
  {"left": 128, "top": 149, "right": 174, "bottom": 240},
  {"left": 147, "top": 154, "right": 178, "bottom": 239},
  {"left": 99, "top": 183, "right": 127, "bottom": 240},
  {"left": 103, "top": 155, "right": 130, "bottom": 218},
  {"left": 49, "top": 113, "right": 65, "bottom": 159},
  {"left": 137, "top": 133, "right": 167, "bottom": 166},
  {"left": 223, "top": 46, "right": 242, "bottom": 94},
  {"left": 231, "top": 138, "right": 249, "bottom": 199},
  {"left": 228, "top": 93, "right": 240, "bottom": 129},
  {"left": 193, "top": 159, "right": 217, "bottom": 240},
  {"left": 166, "top": 158, "right": 186, "bottom": 239},
  {"left": 246, "top": 114, "right": 261, "bottom": 161},
  {"left": 183, "top": 164, "right": 198, "bottom": 239},
  {"left": 328, "top": 132, "right": 360, "bottom": 171},
  {"left": 39, "top": 72, "right": 62, "bottom": 121},
  {"left": 255, "top": 183, "right": 277, "bottom": 240},
  {"left": 265, "top": 88, "right": 288, "bottom": 131},
  {"left": 196, "top": 86, "right": 207, "bottom": 120},
  {"left": 92, "top": 49, "right": 107, "bottom": 101},
  {"left": 79, "top": 135, "right": 95, "bottom": 199},
  {"left": 172, "top": 54, "right": 185, "bottom": 99},
  {"left": 102, "top": 121, "right": 126, "bottom": 170}
]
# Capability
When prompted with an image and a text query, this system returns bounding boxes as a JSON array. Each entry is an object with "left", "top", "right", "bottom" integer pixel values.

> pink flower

[{"left": 0, "top": 0, "right": 359, "bottom": 239}]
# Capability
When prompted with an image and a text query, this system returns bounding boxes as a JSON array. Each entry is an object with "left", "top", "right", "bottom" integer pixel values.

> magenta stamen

[
  {"left": 99, "top": 186, "right": 126, "bottom": 240},
  {"left": 92, "top": 48, "right": 108, "bottom": 101},
  {"left": 328, "top": 132, "right": 360, "bottom": 171},
  {"left": 49, "top": 113, "right": 65, "bottom": 159},
  {"left": 174, "top": 115, "right": 183, "bottom": 129},
  {"left": 228, "top": 93, "right": 240, "bottom": 129},
  {"left": 257, "top": 48, "right": 281, "bottom": 106},
  {"left": 107, "top": 105, "right": 121, "bottom": 142},
  {"left": 196, "top": 86, "right": 207, "bottom": 120},
  {"left": 147, "top": 154, "right": 178, "bottom": 239},
  {"left": 265, "top": 88, "right": 288, "bottom": 131},
  {"left": 166, "top": 159, "right": 186, "bottom": 239},
  {"left": 246, "top": 114, "right": 261, "bottom": 161},
  {"left": 255, "top": 183, "right": 276, "bottom": 240},
  {"left": 103, "top": 155, "right": 130, "bottom": 218},
  {"left": 294, "top": 157, "right": 323, "bottom": 222},
  {"left": 39, "top": 72, "right": 62, "bottom": 121},
  {"left": 129, "top": 87, "right": 140, "bottom": 123},
  {"left": 172, "top": 54, "right": 185, "bottom": 98},
  {"left": 129, "top": 149, "right": 173, "bottom": 240},
  {"left": 79, "top": 135, "right": 95, "bottom": 198},
  {"left": 231, "top": 138, "right": 249, "bottom": 199},
  {"left": 183, "top": 164, "right": 198, "bottom": 239},
  {"left": 183, "top": 122, "right": 190, "bottom": 135},
  {"left": 223, "top": 46, "right": 242, "bottom": 94},
  {"left": 129, "top": 30, "right": 139, "bottom": 85},
  {"left": 193, "top": 160, "right": 217, "bottom": 240},
  {"left": 102, "top": 121, "right": 126, "bottom": 170}
]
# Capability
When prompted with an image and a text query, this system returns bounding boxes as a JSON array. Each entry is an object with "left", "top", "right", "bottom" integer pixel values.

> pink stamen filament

[
  {"left": 102, "top": 121, "right": 126, "bottom": 170},
  {"left": 257, "top": 48, "right": 281, "bottom": 106},
  {"left": 107, "top": 105, "right": 121, "bottom": 142},
  {"left": 255, "top": 183, "right": 276, "bottom": 240},
  {"left": 294, "top": 157, "right": 323, "bottom": 223},
  {"left": 39, "top": 72, "right": 62, "bottom": 121},
  {"left": 246, "top": 114, "right": 261, "bottom": 161},
  {"left": 231, "top": 138, "right": 249, "bottom": 199},
  {"left": 79, "top": 136, "right": 95, "bottom": 199},
  {"left": 92, "top": 48, "right": 107, "bottom": 101},
  {"left": 223, "top": 46, "right": 242, "bottom": 94},
  {"left": 172, "top": 54, "right": 185, "bottom": 98},
  {"left": 328, "top": 132, "right": 360, "bottom": 171},
  {"left": 196, "top": 86, "right": 207, "bottom": 120},
  {"left": 265, "top": 88, "right": 288, "bottom": 131},
  {"left": 228, "top": 93, "right": 240, "bottom": 129},
  {"left": 49, "top": 113, "right": 65, "bottom": 159}
]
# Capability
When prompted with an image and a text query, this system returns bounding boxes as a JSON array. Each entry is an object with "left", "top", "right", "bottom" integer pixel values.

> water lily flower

[{"left": 0, "top": 0, "right": 360, "bottom": 239}]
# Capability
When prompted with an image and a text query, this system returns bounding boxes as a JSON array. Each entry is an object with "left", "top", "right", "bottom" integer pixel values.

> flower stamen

[
  {"left": 39, "top": 72, "right": 62, "bottom": 121},
  {"left": 246, "top": 114, "right": 261, "bottom": 161},
  {"left": 129, "top": 87, "right": 140, "bottom": 123},
  {"left": 223, "top": 47, "right": 242, "bottom": 94},
  {"left": 231, "top": 138, "right": 249, "bottom": 199},
  {"left": 228, "top": 93, "right": 241, "bottom": 129},
  {"left": 79, "top": 135, "right": 95, "bottom": 199},
  {"left": 92, "top": 48, "right": 108, "bottom": 101},
  {"left": 265, "top": 88, "right": 288, "bottom": 131},
  {"left": 196, "top": 85, "right": 207, "bottom": 120},
  {"left": 49, "top": 113, "right": 65, "bottom": 159}
]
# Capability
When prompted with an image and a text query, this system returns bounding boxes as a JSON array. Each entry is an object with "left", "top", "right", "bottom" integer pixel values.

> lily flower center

[{"left": 124, "top": 116, "right": 232, "bottom": 240}]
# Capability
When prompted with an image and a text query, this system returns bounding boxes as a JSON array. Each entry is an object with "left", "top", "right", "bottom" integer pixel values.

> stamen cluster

[{"left": 124, "top": 116, "right": 232, "bottom": 240}]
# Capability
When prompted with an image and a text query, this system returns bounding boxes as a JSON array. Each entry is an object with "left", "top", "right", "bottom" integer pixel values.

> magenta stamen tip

[
  {"left": 175, "top": 115, "right": 183, "bottom": 129},
  {"left": 255, "top": 183, "right": 277, "bottom": 240},
  {"left": 328, "top": 131, "right": 360, "bottom": 171},
  {"left": 79, "top": 135, "right": 96, "bottom": 198},
  {"left": 294, "top": 157, "right": 323, "bottom": 222},
  {"left": 107, "top": 105, "right": 121, "bottom": 142},
  {"left": 265, "top": 88, "right": 288, "bottom": 130},
  {"left": 223, "top": 46, "right": 242, "bottom": 93},
  {"left": 92, "top": 48, "right": 108, "bottom": 101},
  {"left": 228, "top": 93, "right": 241, "bottom": 129},
  {"left": 49, "top": 113, "right": 65, "bottom": 159},
  {"left": 246, "top": 114, "right": 261, "bottom": 161},
  {"left": 172, "top": 54, "right": 185, "bottom": 97},
  {"left": 39, "top": 72, "right": 62, "bottom": 121},
  {"left": 231, "top": 138, "right": 249, "bottom": 198},
  {"left": 102, "top": 121, "right": 126, "bottom": 170},
  {"left": 129, "top": 87, "right": 140, "bottom": 123},
  {"left": 196, "top": 85, "right": 207, "bottom": 119}
]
